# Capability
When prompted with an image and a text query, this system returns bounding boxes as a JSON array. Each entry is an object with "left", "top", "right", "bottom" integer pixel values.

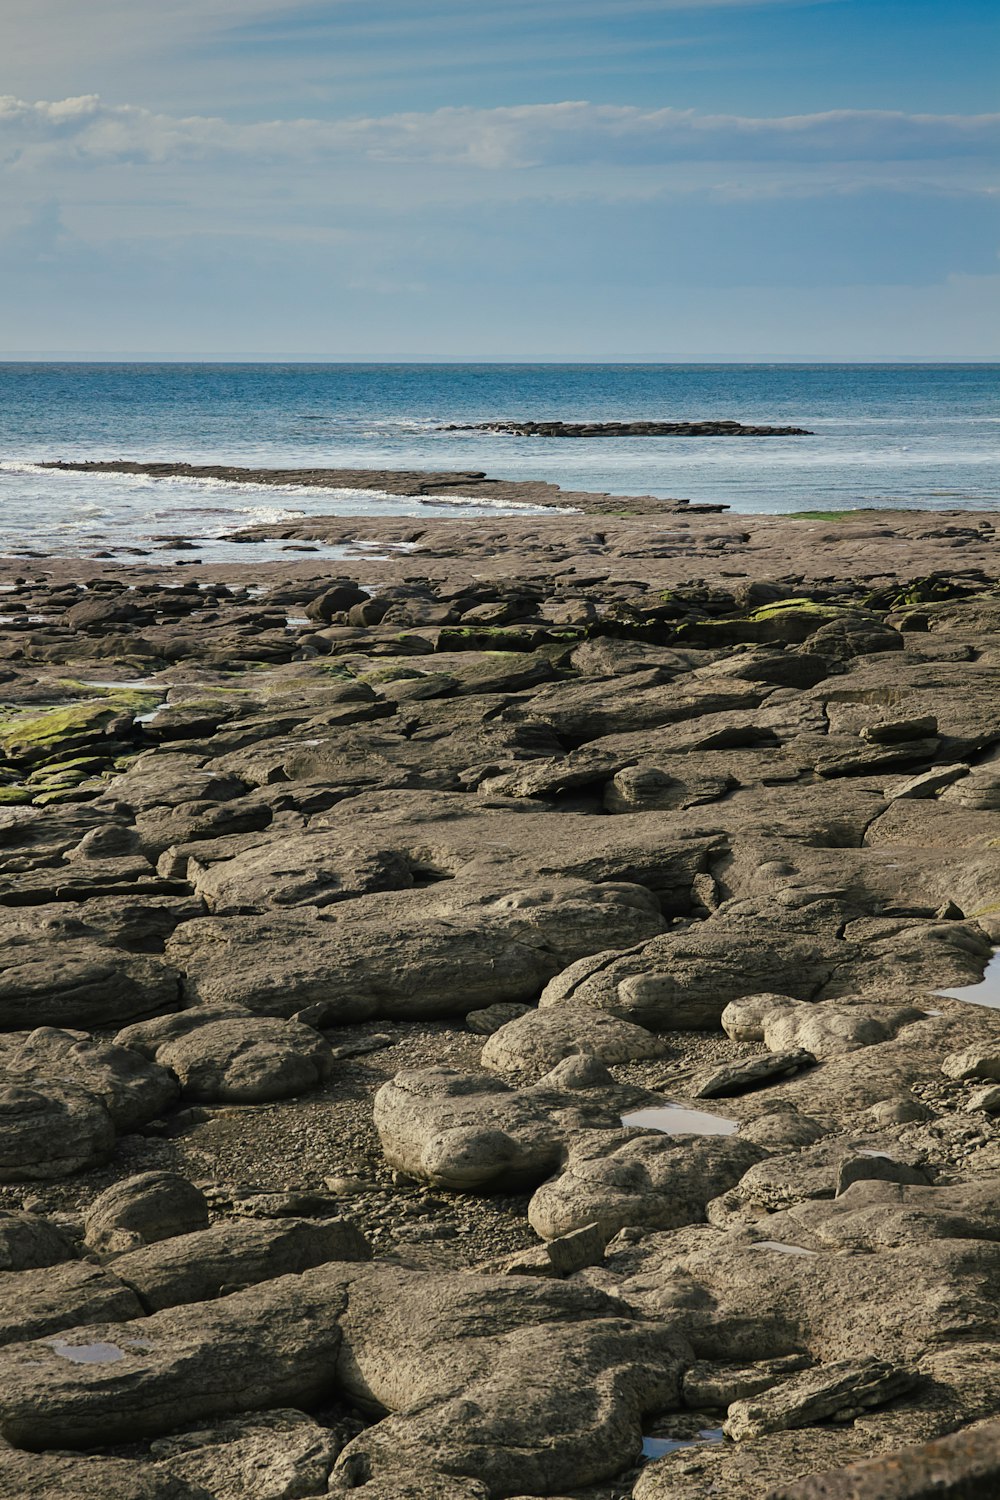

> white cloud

[{"left": 2, "top": 95, "right": 998, "bottom": 172}]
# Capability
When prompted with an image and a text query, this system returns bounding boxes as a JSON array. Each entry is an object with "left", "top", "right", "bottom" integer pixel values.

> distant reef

[{"left": 439, "top": 419, "right": 813, "bottom": 437}]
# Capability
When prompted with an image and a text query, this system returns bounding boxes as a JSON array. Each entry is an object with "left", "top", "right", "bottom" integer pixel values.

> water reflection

[
  {"left": 642, "top": 1428, "right": 726, "bottom": 1460},
  {"left": 623, "top": 1104, "right": 738, "bottom": 1136},
  {"left": 750, "top": 1240, "right": 819, "bottom": 1258},
  {"left": 935, "top": 951, "right": 1000, "bottom": 1010},
  {"left": 49, "top": 1340, "right": 126, "bottom": 1364}
]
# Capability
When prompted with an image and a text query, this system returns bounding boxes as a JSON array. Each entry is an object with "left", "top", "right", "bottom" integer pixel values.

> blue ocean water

[{"left": 0, "top": 363, "right": 996, "bottom": 560}]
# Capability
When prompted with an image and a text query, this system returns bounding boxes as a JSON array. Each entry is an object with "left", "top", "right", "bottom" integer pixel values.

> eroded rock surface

[{"left": 2, "top": 512, "right": 1000, "bottom": 1498}]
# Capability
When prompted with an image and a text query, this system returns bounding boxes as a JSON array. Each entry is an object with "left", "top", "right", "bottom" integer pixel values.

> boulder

[
  {"left": 602, "top": 764, "right": 735, "bottom": 813},
  {"left": 374, "top": 1059, "right": 630, "bottom": 1191},
  {"left": 801, "top": 617, "right": 904, "bottom": 660},
  {"left": 942, "top": 1048, "right": 1000, "bottom": 1083},
  {"left": 0, "top": 1077, "right": 114, "bottom": 1180},
  {"left": 527, "top": 1130, "right": 766, "bottom": 1241},
  {"left": 480, "top": 1002, "right": 667, "bottom": 1084},
  {"left": 189, "top": 834, "right": 415, "bottom": 913},
  {"left": 333, "top": 1316, "right": 682, "bottom": 1497},
  {"left": 465, "top": 1002, "right": 532, "bottom": 1035},
  {"left": 721, "top": 995, "right": 926, "bottom": 1061},
  {"left": 0, "top": 1210, "right": 75, "bottom": 1271},
  {"left": 514, "top": 675, "right": 763, "bottom": 745},
  {"left": 4, "top": 1028, "right": 178, "bottom": 1131},
  {"left": 539, "top": 920, "right": 841, "bottom": 1031},
  {"left": 330, "top": 1266, "right": 686, "bottom": 1498},
  {"left": 727, "top": 1137, "right": 929, "bottom": 1214},
  {"left": 134, "top": 797, "right": 273, "bottom": 860},
  {"left": 84, "top": 1173, "right": 210, "bottom": 1256},
  {"left": 744, "top": 1176, "right": 1000, "bottom": 1254},
  {"left": 116, "top": 1009, "right": 335, "bottom": 1104}
]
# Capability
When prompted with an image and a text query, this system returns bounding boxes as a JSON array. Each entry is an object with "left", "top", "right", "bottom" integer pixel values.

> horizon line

[{"left": 0, "top": 353, "right": 997, "bottom": 365}]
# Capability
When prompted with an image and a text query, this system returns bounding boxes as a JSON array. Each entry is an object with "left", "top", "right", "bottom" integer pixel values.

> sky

[{"left": 0, "top": 0, "right": 997, "bottom": 359}]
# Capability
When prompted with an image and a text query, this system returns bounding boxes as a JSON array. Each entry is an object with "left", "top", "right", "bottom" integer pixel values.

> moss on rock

[{"left": 0, "top": 695, "right": 151, "bottom": 767}]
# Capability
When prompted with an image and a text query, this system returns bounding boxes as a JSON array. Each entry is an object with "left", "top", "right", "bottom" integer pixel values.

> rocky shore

[{"left": 0, "top": 486, "right": 999, "bottom": 1499}]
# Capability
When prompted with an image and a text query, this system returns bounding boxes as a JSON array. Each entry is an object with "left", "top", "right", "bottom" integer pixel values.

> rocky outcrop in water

[{"left": 441, "top": 420, "right": 813, "bottom": 437}]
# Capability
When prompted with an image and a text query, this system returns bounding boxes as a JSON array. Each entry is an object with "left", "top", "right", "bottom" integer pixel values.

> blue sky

[{"left": 1, "top": 0, "right": 997, "bottom": 357}]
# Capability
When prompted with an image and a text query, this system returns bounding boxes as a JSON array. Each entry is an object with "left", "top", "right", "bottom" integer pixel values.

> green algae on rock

[{"left": 0, "top": 697, "right": 152, "bottom": 767}]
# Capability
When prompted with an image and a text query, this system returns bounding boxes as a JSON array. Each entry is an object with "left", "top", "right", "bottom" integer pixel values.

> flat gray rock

[
  {"left": 0, "top": 1260, "right": 142, "bottom": 1347},
  {"left": 149, "top": 1409, "right": 337, "bottom": 1500},
  {"left": 0, "top": 1451, "right": 211, "bottom": 1500},
  {"left": 112, "top": 1217, "right": 370, "bottom": 1311},
  {"left": 0, "top": 1266, "right": 354, "bottom": 1448},
  {"left": 0, "top": 946, "right": 180, "bottom": 1030},
  {"left": 166, "top": 875, "right": 664, "bottom": 1021},
  {"left": 766, "top": 1416, "right": 1000, "bottom": 1499},
  {"left": 724, "top": 1356, "right": 918, "bottom": 1440},
  {"left": 692, "top": 1049, "right": 816, "bottom": 1098}
]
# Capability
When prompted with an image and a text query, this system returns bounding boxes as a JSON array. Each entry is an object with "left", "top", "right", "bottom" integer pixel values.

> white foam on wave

[
  {"left": 0, "top": 460, "right": 53, "bottom": 476},
  {"left": 416, "top": 493, "right": 571, "bottom": 514},
  {"left": 0, "top": 462, "right": 556, "bottom": 513},
  {"left": 1, "top": 460, "right": 570, "bottom": 521}
]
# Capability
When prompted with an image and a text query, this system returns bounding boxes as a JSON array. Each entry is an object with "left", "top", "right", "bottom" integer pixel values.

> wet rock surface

[{"left": 1, "top": 501, "right": 1000, "bottom": 1497}]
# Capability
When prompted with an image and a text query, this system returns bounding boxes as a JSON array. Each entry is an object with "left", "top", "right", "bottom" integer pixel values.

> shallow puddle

[
  {"left": 750, "top": 1240, "right": 819, "bottom": 1257},
  {"left": 935, "top": 951, "right": 1000, "bottom": 1010},
  {"left": 49, "top": 1340, "right": 126, "bottom": 1364},
  {"left": 83, "top": 678, "right": 168, "bottom": 691},
  {"left": 642, "top": 1428, "right": 726, "bottom": 1460},
  {"left": 622, "top": 1104, "right": 738, "bottom": 1137}
]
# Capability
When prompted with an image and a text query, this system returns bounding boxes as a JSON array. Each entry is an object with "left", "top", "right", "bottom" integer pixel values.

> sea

[{"left": 0, "top": 362, "right": 996, "bottom": 563}]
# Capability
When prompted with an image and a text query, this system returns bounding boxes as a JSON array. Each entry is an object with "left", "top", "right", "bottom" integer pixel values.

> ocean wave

[
  {"left": 0, "top": 460, "right": 55, "bottom": 476},
  {"left": 416, "top": 494, "right": 572, "bottom": 513},
  {"left": 1, "top": 460, "right": 570, "bottom": 515},
  {"left": 0, "top": 463, "right": 469, "bottom": 508}
]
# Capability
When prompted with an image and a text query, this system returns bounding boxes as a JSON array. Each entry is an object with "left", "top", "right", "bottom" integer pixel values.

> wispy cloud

[
  {"left": 3, "top": 95, "right": 998, "bottom": 172},
  {"left": 0, "top": 0, "right": 839, "bottom": 102}
]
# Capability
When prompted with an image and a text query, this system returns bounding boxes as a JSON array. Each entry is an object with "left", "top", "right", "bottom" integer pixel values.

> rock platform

[{"left": 0, "top": 484, "right": 999, "bottom": 1498}]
